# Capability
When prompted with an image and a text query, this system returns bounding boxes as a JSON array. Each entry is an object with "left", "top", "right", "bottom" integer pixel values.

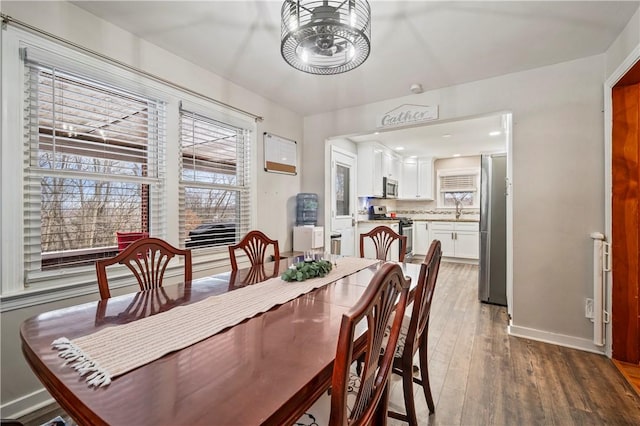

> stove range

[{"left": 368, "top": 206, "right": 413, "bottom": 224}]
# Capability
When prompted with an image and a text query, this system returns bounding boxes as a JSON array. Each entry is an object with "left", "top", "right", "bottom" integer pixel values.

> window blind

[
  {"left": 439, "top": 174, "right": 477, "bottom": 192},
  {"left": 179, "top": 108, "right": 251, "bottom": 250},
  {"left": 23, "top": 61, "right": 166, "bottom": 280}
]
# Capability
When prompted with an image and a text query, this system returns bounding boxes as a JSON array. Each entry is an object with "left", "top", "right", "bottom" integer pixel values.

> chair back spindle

[
  {"left": 228, "top": 230, "right": 280, "bottom": 270},
  {"left": 360, "top": 225, "right": 407, "bottom": 262},
  {"left": 330, "top": 262, "right": 410, "bottom": 425},
  {"left": 388, "top": 239, "right": 442, "bottom": 424},
  {"left": 95, "top": 237, "right": 192, "bottom": 300}
]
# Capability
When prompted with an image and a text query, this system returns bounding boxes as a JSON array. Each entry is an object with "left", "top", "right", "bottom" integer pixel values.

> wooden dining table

[{"left": 20, "top": 257, "right": 421, "bottom": 426}]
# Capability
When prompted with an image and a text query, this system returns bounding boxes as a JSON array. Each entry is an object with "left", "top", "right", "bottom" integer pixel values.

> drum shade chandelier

[{"left": 280, "top": 0, "right": 371, "bottom": 75}]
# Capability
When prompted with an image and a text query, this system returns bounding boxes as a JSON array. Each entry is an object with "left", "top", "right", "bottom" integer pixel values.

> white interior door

[{"left": 330, "top": 146, "right": 356, "bottom": 256}]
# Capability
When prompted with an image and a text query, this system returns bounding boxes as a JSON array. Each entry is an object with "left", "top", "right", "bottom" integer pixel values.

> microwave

[{"left": 383, "top": 177, "right": 398, "bottom": 198}]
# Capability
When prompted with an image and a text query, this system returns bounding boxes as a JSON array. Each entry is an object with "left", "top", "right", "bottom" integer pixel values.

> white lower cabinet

[
  {"left": 357, "top": 222, "right": 400, "bottom": 262},
  {"left": 431, "top": 224, "right": 456, "bottom": 257},
  {"left": 454, "top": 225, "right": 480, "bottom": 259},
  {"left": 429, "top": 221, "right": 479, "bottom": 259},
  {"left": 412, "top": 221, "right": 431, "bottom": 256}
]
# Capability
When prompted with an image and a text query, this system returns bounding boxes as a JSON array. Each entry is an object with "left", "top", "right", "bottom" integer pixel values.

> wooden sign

[{"left": 376, "top": 104, "right": 439, "bottom": 129}]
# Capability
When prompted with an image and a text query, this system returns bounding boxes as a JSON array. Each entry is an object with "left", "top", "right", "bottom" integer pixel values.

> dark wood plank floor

[
  {"left": 18, "top": 262, "right": 640, "bottom": 425},
  {"left": 388, "top": 262, "right": 640, "bottom": 425}
]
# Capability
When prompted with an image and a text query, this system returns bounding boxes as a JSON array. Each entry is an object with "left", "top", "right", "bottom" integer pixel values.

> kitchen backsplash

[{"left": 358, "top": 197, "right": 480, "bottom": 221}]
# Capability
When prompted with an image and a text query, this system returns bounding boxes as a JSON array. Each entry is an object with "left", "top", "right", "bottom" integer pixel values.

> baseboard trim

[
  {"left": 508, "top": 324, "right": 607, "bottom": 355},
  {"left": 1, "top": 387, "right": 53, "bottom": 419},
  {"left": 441, "top": 257, "right": 478, "bottom": 265}
]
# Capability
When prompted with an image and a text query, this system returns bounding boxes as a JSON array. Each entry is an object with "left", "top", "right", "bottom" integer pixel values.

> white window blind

[
  {"left": 438, "top": 170, "right": 479, "bottom": 208},
  {"left": 23, "top": 60, "right": 166, "bottom": 280},
  {"left": 179, "top": 108, "right": 251, "bottom": 250},
  {"left": 439, "top": 174, "right": 477, "bottom": 192}
]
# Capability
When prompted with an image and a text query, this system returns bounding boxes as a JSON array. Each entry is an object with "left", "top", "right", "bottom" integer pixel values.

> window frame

[
  {"left": 24, "top": 63, "right": 166, "bottom": 278},
  {"left": 179, "top": 106, "right": 252, "bottom": 251},
  {"left": 436, "top": 167, "right": 481, "bottom": 209},
  {"left": 0, "top": 27, "right": 257, "bottom": 308}
]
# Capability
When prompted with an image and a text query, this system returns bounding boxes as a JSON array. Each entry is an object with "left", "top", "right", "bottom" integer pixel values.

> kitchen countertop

[
  {"left": 358, "top": 218, "right": 479, "bottom": 223},
  {"left": 413, "top": 218, "right": 479, "bottom": 223}
]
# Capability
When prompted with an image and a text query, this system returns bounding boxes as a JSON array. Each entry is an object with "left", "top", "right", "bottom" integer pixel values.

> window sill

[
  {"left": 0, "top": 280, "right": 102, "bottom": 313},
  {"left": 1, "top": 251, "right": 234, "bottom": 313}
]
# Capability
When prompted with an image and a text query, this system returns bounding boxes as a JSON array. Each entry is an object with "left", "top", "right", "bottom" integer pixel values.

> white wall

[
  {"left": 434, "top": 156, "right": 480, "bottom": 173},
  {"left": 606, "top": 6, "right": 640, "bottom": 78},
  {"left": 304, "top": 54, "right": 606, "bottom": 352},
  {"left": 0, "top": 0, "right": 302, "bottom": 417}
]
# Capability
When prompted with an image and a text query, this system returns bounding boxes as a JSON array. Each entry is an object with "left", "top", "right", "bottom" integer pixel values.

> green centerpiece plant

[{"left": 281, "top": 259, "right": 333, "bottom": 282}]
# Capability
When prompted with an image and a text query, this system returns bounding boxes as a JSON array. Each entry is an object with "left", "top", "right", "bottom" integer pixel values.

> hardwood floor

[
  {"left": 388, "top": 262, "right": 640, "bottom": 425},
  {"left": 613, "top": 360, "right": 640, "bottom": 397},
  {"left": 18, "top": 262, "right": 640, "bottom": 425}
]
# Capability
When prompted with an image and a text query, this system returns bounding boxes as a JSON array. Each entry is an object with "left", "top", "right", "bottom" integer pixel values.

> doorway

[
  {"left": 608, "top": 53, "right": 640, "bottom": 393},
  {"left": 323, "top": 112, "right": 513, "bottom": 315},
  {"left": 329, "top": 146, "right": 357, "bottom": 256}
]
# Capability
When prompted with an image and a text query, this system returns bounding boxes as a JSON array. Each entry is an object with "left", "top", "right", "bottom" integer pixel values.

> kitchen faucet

[{"left": 455, "top": 199, "right": 463, "bottom": 220}]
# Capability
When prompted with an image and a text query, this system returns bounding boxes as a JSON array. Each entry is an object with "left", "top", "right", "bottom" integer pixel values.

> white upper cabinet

[
  {"left": 358, "top": 143, "right": 402, "bottom": 197},
  {"left": 417, "top": 158, "right": 434, "bottom": 200},
  {"left": 399, "top": 157, "right": 434, "bottom": 200},
  {"left": 400, "top": 160, "right": 418, "bottom": 199},
  {"left": 357, "top": 142, "right": 384, "bottom": 197},
  {"left": 383, "top": 151, "right": 401, "bottom": 180}
]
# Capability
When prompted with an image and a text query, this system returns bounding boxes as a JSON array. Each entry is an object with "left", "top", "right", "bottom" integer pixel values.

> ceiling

[
  {"left": 346, "top": 113, "right": 507, "bottom": 158},
  {"left": 71, "top": 1, "right": 639, "bottom": 117},
  {"left": 69, "top": 1, "right": 636, "bottom": 159}
]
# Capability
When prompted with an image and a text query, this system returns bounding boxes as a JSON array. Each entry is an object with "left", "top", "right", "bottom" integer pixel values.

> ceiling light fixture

[
  {"left": 280, "top": 0, "right": 371, "bottom": 75},
  {"left": 489, "top": 131, "right": 502, "bottom": 136},
  {"left": 442, "top": 134, "right": 452, "bottom": 138}
]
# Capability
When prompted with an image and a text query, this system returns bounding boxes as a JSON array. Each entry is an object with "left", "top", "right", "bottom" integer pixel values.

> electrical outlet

[{"left": 585, "top": 298, "right": 594, "bottom": 319}]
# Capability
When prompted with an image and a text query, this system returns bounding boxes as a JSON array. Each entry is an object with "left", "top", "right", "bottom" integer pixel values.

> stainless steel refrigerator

[{"left": 479, "top": 154, "right": 507, "bottom": 306}]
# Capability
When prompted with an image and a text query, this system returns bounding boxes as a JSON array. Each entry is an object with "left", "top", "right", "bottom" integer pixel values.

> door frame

[
  {"left": 604, "top": 45, "right": 640, "bottom": 358},
  {"left": 324, "top": 143, "right": 358, "bottom": 254},
  {"left": 322, "top": 113, "right": 513, "bottom": 322}
]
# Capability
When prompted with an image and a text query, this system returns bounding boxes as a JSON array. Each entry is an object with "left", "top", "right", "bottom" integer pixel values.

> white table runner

[{"left": 52, "top": 257, "right": 379, "bottom": 387}]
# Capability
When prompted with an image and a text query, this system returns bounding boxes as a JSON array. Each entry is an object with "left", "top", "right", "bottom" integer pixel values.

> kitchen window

[
  {"left": 23, "top": 61, "right": 166, "bottom": 282},
  {"left": 179, "top": 107, "right": 251, "bottom": 250},
  {"left": 437, "top": 169, "right": 479, "bottom": 208}
]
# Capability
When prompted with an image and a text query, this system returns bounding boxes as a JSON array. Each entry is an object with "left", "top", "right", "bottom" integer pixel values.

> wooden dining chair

[
  {"left": 388, "top": 239, "right": 442, "bottom": 425},
  {"left": 228, "top": 230, "right": 280, "bottom": 270},
  {"left": 333, "top": 262, "right": 410, "bottom": 425},
  {"left": 95, "top": 237, "right": 192, "bottom": 300},
  {"left": 360, "top": 225, "right": 407, "bottom": 262},
  {"left": 297, "top": 262, "right": 410, "bottom": 425}
]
